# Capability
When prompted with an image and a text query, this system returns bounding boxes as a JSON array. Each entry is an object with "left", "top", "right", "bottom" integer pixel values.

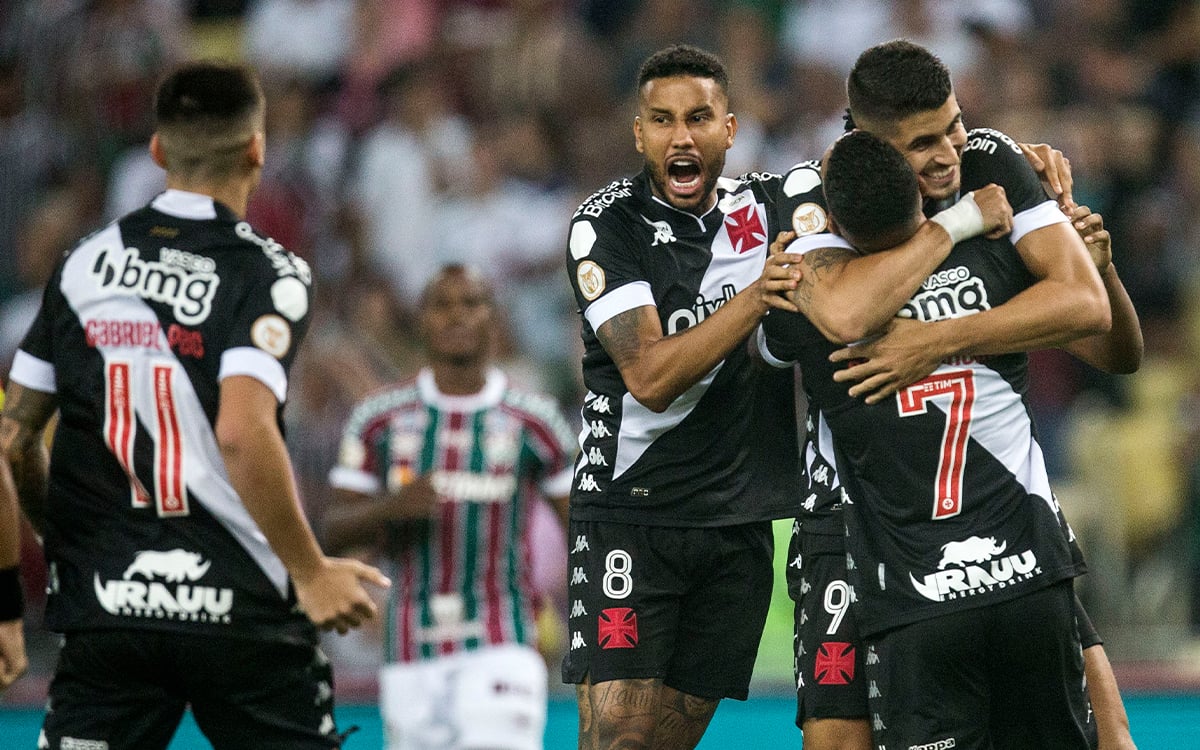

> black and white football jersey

[
  {"left": 565, "top": 169, "right": 799, "bottom": 527},
  {"left": 763, "top": 130, "right": 1086, "bottom": 637},
  {"left": 10, "top": 189, "right": 316, "bottom": 643}
]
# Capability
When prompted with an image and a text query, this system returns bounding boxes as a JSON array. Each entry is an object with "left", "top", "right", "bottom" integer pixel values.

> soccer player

[
  {"left": 560, "top": 44, "right": 1013, "bottom": 750},
  {"left": 0, "top": 385, "right": 27, "bottom": 693},
  {"left": 324, "top": 264, "right": 578, "bottom": 750},
  {"left": 0, "top": 61, "right": 389, "bottom": 749},
  {"left": 763, "top": 41, "right": 1141, "bottom": 749}
]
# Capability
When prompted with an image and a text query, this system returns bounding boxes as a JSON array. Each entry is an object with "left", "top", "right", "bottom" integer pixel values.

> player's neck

[{"left": 430, "top": 361, "right": 488, "bottom": 396}]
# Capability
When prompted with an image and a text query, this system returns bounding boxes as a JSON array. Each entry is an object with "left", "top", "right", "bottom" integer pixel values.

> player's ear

[
  {"left": 633, "top": 116, "right": 645, "bottom": 154},
  {"left": 149, "top": 133, "right": 168, "bottom": 169},
  {"left": 725, "top": 112, "right": 737, "bottom": 148},
  {"left": 246, "top": 132, "right": 266, "bottom": 169}
]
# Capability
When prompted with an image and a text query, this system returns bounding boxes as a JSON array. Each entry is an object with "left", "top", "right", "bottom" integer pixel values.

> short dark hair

[
  {"left": 637, "top": 44, "right": 728, "bottom": 94},
  {"left": 847, "top": 39, "right": 952, "bottom": 127},
  {"left": 823, "top": 130, "right": 921, "bottom": 253},
  {"left": 153, "top": 61, "right": 265, "bottom": 180}
]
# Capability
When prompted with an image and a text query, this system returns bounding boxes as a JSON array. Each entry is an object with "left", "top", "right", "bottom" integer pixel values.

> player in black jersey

[
  {"left": 561, "top": 44, "right": 1014, "bottom": 750},
  {"left": 0, "top": 62, "right": 390, "bottom": 750},
  {"left": 0, "top": 386, "right": 26, "bottom": 693},
  {"left": 765, "top": 41, "right": 1142, "bottom": 750}
]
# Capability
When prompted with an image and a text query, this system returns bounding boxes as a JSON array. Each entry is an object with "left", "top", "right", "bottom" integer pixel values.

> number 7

[{"left": 897, "top": 370, "right": 975, "bottom": 520}]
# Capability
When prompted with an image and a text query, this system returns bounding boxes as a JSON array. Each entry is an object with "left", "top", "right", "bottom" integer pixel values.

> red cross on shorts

[
  {"left": 724, "top": 205, "right": 766, "bottom": 254},
  {"left": 598, "top": 607, "right": 638, "bottom": 649},
  {"left": 814, "top": 641, "right": 856, "bottom": 685}
]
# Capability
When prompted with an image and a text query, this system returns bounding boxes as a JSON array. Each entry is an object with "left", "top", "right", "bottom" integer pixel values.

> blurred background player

[{"left": 324, "top": 263, "right": 577, "bottom": 750}]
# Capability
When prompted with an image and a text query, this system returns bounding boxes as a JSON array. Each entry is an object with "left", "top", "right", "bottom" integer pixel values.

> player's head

[
  {"left": 847, "top": 39, "right": 966, "bottom": 202},
  {"left": 634, "top": 44, "right": 736, "bottom": 215},
  {"left": 151, "top": 61, "right": 266, "bottom": 184},
  {"left": 418, "top": 264, "right": 496, "bottom": 367},
  {"left": 823, "top": 130, "right": 923, "bottom": 254}
]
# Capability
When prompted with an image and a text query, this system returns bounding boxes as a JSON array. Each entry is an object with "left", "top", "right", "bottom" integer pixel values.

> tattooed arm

[
  {"left": 0, "top": 384, "right": 55, "bottom": 537},
  {"left": 597, "top": 250, "right": 802, "bottom": 413},
  {"left": 786, "top": 183, "right": 1015, "bottom": 344}
]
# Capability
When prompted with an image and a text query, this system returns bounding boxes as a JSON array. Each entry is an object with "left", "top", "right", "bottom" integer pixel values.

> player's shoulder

[
  {"left": 227, "top": 220, "right": 312, "bottom": 285},
  {"left": 773, "top": 160, "right": 832, "bottom": 237},
  {"left": 570, "top": 177, "right": 639, "bottom": 225},
  {"left": 345, "top": 377, "right": 422, "bottom": 432},
  {"left": 500, "top": 382, "right": 567, "bottom": 426},
  {"left": 964, "top": 127, "right": 1025, "bottom": 158}
]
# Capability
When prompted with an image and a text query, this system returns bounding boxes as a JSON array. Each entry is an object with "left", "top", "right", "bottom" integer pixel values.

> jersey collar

[
  {"left": 417, "top": 367, "right": 507, "bottom": 412},
  {"left": 150, "top": 189, "right": 238, "bottom": 221}
]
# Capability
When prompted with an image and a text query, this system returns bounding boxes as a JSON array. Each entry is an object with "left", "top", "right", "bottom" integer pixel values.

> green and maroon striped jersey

[{"left": 329, "top": 367, "right": 575, "bottom": 662}]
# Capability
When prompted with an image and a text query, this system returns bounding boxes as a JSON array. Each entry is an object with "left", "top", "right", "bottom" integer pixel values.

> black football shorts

[
  {"left": 41, "top": 629, "right": 342, "bottom": 750},
  {"left": 561, "top": 519, "right": 774, "bottom": 700}
]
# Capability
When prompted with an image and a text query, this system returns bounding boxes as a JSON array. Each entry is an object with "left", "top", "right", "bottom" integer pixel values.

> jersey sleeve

[
  {"left": 10, "top": 261, "right": 68, "bottom": 393},
  {"left": 565, "top": 195, "right": 656, "bottom": 333},
  {"left": 961, "top": 128, "right": 1068, "bottom": 245},
  {"left": 328, "top": 399, "right": 386, "bottom": 496},
  {"left": 215, "top": 259, "right": 312, "bottom": 404},
  {"left": 523, "top": 396, "right": 578, "bottom": 498}
]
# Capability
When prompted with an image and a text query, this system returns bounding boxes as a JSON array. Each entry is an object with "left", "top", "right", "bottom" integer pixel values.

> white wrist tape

[{"left": 930, "top": 191, "right": 985, "bottom": 244}]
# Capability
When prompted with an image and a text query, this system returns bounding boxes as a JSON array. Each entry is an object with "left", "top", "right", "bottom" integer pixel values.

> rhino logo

[
  {"left": 937, "top": 536, "right": 1007, "bottom": 569},
  {"left": 123, "top": 549, "right": 211, "bottom": 582}
]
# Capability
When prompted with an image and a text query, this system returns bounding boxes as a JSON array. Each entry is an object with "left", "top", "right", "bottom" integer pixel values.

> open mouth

[{"left": 667, "top": 158, "right": 703, "bottom": 194}]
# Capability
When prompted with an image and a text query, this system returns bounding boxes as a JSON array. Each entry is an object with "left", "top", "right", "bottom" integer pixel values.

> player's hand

[
  {"left": 293, "top": 557, "right": 391, "bottom": 635},
  {"left": 1068, "top": 205, "right": 1111, "bottom": 273},
  {"left": 1019, "top": 142, "right": 1076, "bottom": 212},
  {"left": 384, "top": 473, "right": 439, "bottom": 520},
  {"left": 769, "top": 230, "right": 796, "bottom": 256},
  {"left": 756, "top": 245, "right": 803, "bottom": 313},
  {"left": 0, "top": 619, "right": 27, "bottom": 691},
  {"left": 971, "top": 184, "right": 1014, "bottom": 240},
  {"left": 829, "top": 318, "right": 948, "bottom": 403}
]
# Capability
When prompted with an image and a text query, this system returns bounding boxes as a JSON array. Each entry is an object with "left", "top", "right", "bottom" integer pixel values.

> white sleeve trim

[
  {"left": 1011, "top": 200, "right": 1068, "bottom": 246},
  {"left": 540, "top": 466, "right": 574, "bottom": 498},
  {"left": 218, "top": 347, "right": 288, "bottom": 403},
  {"left": 583, "top": 281, "right": 655, "bottom": 332},
  {"left": 328, "top": 466, "right": 382, "bottom": 495},
  {"left": 9, "top": 350, "right": 57, "bottom": 393},
  {"left": 755, "top": 324, "right": 795, "bottom": 368}
]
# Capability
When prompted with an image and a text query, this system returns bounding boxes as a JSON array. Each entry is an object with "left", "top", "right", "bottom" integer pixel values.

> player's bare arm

[
  {"left": 323, "top": 478, "right": 439, "bottom": 555},
  {"left": 788, "top": 184, "right": 1012, "bottom": 344},
  {"left": 0, "top": 384, "right": 55, "bottom": 535},
  {"left": 1059, "top": 205, "right": 1142, "bottom": 373},
  {"left": 217, "top": 375, "right": 390, "bottom": 634},
  {"left": 832, "top": 221, "right": 1110, "bottom": 403},
  {"left": 596, "top": 251, "right": 802, "bottom": 413}
]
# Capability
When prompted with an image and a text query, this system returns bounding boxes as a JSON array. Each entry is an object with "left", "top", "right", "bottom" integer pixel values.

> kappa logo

[
  {"left": 588, "top": 420, "right": 612, "bottom": 439},
  {"left": 572, "top": 535, "right": 591, "bottom": 553},
  {"left": 641, "top": 215, "right": 676, "bottom": 246},
  {"left": 571, "top": 567, "right": 589, "bottom": 585},
  {"left": 577, "top": 473, "right": 600, "bottom": 492},
  {"left": 598, "top": 607, "right": 638, "bottom": 649},
  {"left": 588, "top": 395, "right": 612, "bottom": 414},
  {"left": 570, "top": 600, "right": 588, "bottom": 618},
  {"left": 584, "top": 447, "right": 609, "bottom": 467},
  {"left": 909, "top": 535, "right": 1040, "bottom": 602},
  {"left": 571, "top": 631, "right": 587, "bottom": 650},
  {"left": 724, "top": 205, "right": 766, "bottom": 254},
  {"left": 814, "top": 642, "right": 855, "bottom": 685}
]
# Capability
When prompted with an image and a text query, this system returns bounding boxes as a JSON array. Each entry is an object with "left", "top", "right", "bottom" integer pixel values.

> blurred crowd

[{"left": 1, "top": 0, "right": 1199, "bottom": 694}]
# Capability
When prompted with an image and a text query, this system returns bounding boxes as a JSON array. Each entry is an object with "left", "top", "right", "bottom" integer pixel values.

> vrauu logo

[
  {"left": 908, "top": 536, "right": 1039, "bottom": 602},
  {"left": 95, "top": 548, "right": 233, "bottom": 623}
]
